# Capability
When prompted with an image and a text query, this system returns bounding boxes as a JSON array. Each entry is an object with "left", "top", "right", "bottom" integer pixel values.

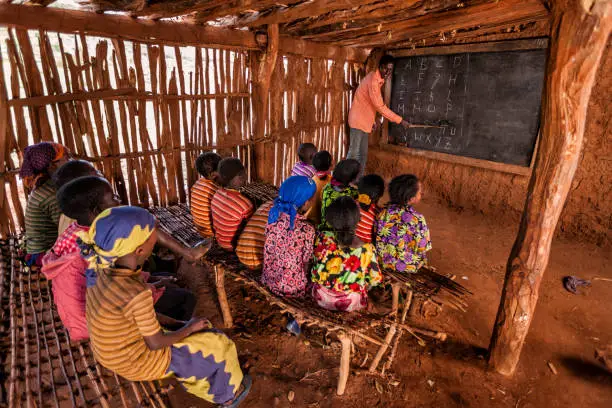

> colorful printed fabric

[
  {"left": 190, "top": 178, "right": 219, "bottom": 237},
  {"left": 306, "top": 172, "right": 331, "bottom": 225},
  {"left": 167, "top": 329, "right": 244, "bottom": 404},
  {"left": 356, "top": 204, "right": 378, "bottom": 243},
  {"left": 291, "top": 161, "right": 316, "bottom": 178},
  {"left": 375, "top": 204, "right": 432, "bottom": 273},
  {"left": 25, "top": 178, "right": 61, "bottom": 254},
  {"left": 312, "top": 283, "right": 367, "bottom": 312},
  {"left": 58, "top": 214, "right": 76, "bottom": 235},
  {"left": 41, "top": 252, "right": 89, "bottom": 341},
  {"left": 77, "top": 206, "right": 156, "bottom": 287},
  {"left": 319, "top": 183, "right": 359, "bottom": 231},
  {"left": 311, "top": 231, "right": 382, "bottom": 296},
  {"left": 20, "top": 142, "right": 69, "bottom": 190},
  {"left": 50, "top": 221, "right": 90, "bottom": 257},
  {"left": 211, "top": 188, "right": 254, "bottom": 251},
  {"left": 236, "top": 201, "right": 273, "bottom": 270},
  {"left": 86, "top": 267, "right": 171, "bottom": 381},
  {"left": 261, "top": 213, "right": 315, "bottom": 297},
  {"left": 348, "top": 70, "right": 402, "bottom": 134}
]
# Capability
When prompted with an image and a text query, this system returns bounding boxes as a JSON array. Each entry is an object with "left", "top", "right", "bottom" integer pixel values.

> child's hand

[
  {"left": 187, "top": 317, "right": 212, "bottom": 334},
  {"left": 151, "top": 276, "right": 177, "bottom": 288}
]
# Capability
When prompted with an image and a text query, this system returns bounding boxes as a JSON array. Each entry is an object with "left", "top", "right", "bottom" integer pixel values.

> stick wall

[{"left": 0, "top": 26, "right": 362, "bottom": 237}]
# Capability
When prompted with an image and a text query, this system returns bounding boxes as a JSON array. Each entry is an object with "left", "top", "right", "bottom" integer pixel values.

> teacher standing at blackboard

[{"left": 347, "top": 55, "right": 410, "bottom": 176}]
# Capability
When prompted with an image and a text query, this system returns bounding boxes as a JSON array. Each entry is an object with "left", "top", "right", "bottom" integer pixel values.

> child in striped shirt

[
  {"left": 236, "top": 201, "right": 273, "bottom": 270},
  {"left": 190, "top": 152, "right": 221, "bottom": 237},
  {"left": 211, "top": 158, "right": 254, "bottom": 251},
  {"left": 355, "top": 174, "right": 385, "bottom": 243},
  {"left": 290, "top": 143, "right": 317, "bottom": 178}
]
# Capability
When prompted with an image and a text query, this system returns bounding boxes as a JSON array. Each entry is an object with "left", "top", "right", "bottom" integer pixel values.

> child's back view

[
  {"left": 307, "top": 150, "right": 332, "bottom": 225},
  {"left": 355, "top": 174, "right": 385, "bottom": 243},
  {"left": 291, "top": 143, "right": 317, "bottom": 178},
  {"left": 211, "top": 158, "right": 254, "bottom": 251},
  {"left": 375, "top": 174, "right": 431, "bottom": 273},
  {"left": 319, "top": 159, "right": 360, "bottom": 231},
  {"left": 190, "top": 152, "right": 221, "bottom": 238}
]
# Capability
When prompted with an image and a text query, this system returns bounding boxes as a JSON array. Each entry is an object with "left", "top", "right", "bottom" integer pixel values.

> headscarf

[
  {"left": 268, "top": 176, "right": 316, "bottom": 230},
  {"left": 77, "top": 206, "right": 156, "bottom": 287},
  {"left": 19, "top": 142, "right": 69, "bottom": 189}
]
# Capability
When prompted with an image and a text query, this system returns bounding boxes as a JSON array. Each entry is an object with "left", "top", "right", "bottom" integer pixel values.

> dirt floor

[{"left": 172, "top": 195, "right": 612, "bottom": 408}]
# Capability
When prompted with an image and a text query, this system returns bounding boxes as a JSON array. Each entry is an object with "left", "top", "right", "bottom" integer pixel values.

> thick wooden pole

[
  {"left": 488, "top": 0, "right": 611, "bottom": 376},
  {"left": 252, "top": 25, "right": 279, "bottom": 182}
]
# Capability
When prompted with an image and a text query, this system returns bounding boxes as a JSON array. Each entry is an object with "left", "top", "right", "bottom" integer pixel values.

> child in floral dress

[
  {"left": 375, "top": 174, "right": 431, "bottom": 273},
  {"left": 312, "top": 196, "right": 382, "bottom": 312}
]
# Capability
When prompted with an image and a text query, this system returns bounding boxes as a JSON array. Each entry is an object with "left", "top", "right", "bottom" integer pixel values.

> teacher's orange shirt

[{"left": 348, "top": 70, "right": 402, "bottom": 133}]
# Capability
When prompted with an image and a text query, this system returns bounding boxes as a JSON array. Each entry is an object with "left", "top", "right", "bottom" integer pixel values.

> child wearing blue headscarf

[{"left": 261, "top": 176, "right": 317, "bottom": 298}]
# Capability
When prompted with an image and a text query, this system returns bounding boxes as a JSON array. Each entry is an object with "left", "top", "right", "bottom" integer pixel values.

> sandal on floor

[{"left": 221, "top": 374, "right": 252, "bottom": 408}]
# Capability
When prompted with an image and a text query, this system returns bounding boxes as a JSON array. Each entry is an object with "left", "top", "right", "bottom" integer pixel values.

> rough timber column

[
  {"left": 252, "top": 25, "right": 279, "bottom": 182},
  {"left": 488, "top": 0, "right": 611, "bottom": 376}
]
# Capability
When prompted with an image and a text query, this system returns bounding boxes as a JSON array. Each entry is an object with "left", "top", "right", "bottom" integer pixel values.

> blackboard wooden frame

[{"left": 381, "top": 38, "right": 549, "bottom": 176}]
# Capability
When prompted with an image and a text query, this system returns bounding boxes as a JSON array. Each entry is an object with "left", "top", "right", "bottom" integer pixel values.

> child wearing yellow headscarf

[{"left": 80, "top": 206, "right": 251, "bottom": 406}]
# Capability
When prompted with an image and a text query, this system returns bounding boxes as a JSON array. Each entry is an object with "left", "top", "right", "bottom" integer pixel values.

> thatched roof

[{"left": 18, "top": 0, "right": 551, "bottom": 48}]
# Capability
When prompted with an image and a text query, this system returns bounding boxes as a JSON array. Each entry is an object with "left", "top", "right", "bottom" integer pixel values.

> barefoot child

[
  {"left": 81, "top": 206, "right": 251, "bottom": 406},
  {"left": 211, "top": 158, "right": 254, "bottom": 251},
  {"left": 290, "top": 143, "right": 317, "bottom": 178},
  {"left": 355, "top": 174, "right": 385, "bottom": 243},
  {"left": 311, "top": 197, "right": 382, "bottom": 312},
  {"left": 307, "top": 150, "right": 332, "bottom": 225},
  {"left": 319, "top": 159, "right": 360, "bottom": 231},
  {"left": 375, "top": 174, "right": 431, "bottom": 273},
  {"left": 20, "top": 142, "right": 70, "bottom": 266},
  {"left": 261, "top": 176, "right": 316, "bottom": 297},
  {"left": 190, "top": 152, "right": 221, "bottom": 238}
]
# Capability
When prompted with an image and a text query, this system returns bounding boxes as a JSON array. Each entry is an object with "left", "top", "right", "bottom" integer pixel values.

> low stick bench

[
  {"left": 149, "top": 199, "right": 465, "bottom": 395},
  {"left": 0, "top": 237, "right": 171, "bottom": 408}
]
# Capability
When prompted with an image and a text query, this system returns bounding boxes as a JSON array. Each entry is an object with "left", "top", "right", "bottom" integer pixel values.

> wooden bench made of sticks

[
  {"left": 0, "top": 237, "right": 171, "bottom": 408},
  {"left": 149, "top": 192, "right": 471, "bottom": 396}
]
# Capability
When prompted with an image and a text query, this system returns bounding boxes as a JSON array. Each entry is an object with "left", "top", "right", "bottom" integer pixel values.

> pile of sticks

[
  {"left": 0, "top": 237, "right": 170, "bottom": 408},
  {"left": 240, "top": 181, "right": 279, "bottom": 208}
]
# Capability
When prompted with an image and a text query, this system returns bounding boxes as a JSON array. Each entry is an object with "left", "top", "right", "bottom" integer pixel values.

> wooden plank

[
  {"left": 278, "top": 36, "right": 368, "bottom": 62},
  {"left": 389, "top": 38, "right": 549, "bottom": 57},
  {"left": 488, "top": 0, "right": 611, "bottom": 376},
  {"left": 378, "top": 143, "right": 532, "bottom": 176}
]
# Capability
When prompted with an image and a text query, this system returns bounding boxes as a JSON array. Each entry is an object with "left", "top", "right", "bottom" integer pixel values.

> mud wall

[{"left": 367, "top": 45, "right": 610, "bottom": 247}]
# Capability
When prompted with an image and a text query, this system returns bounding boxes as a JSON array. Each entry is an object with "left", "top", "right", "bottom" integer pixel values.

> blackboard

[{"left": 388, "top": 44, "right": 547, "bottom": 167}]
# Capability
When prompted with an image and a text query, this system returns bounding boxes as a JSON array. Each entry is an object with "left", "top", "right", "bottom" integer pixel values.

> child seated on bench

[
  {"left": 81, "top": 206, "right": 251, "bottom": 406},
  {"left": 291, "top": 142, "right": 317, "bottom": 178},
  {"left": 307, "top": 150, "right": 333, "bottom": 225},
  {"left": 53, "top": 159, "right": 103, "bottom": 235},
  {"left": 312, "top": 196, "right": 382, "bottom": 312},
  {"left": 319, "top": 159, "right": 360, "bottom": 231},
  {"left": 236, "top": 201, "right": 273, "bottom": 270},
  {"left": 375, "top": 175, "right": 431, "bottom": 273},
  {"left": 211, "top": 158, "right": 254, "bottom": 251},
  {"left": 190, "top": 152, "right": 221, "bottom": 238},
  {"left": 355, "top": 174, "right": 385, "bottom": 243},
  {"left": 261, "top": 176, "right": 316, "bottom": 297}
]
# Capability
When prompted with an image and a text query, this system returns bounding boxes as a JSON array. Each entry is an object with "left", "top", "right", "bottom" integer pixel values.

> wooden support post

[
  {"left": 214, "top": 265, "right": 233, "bottom": 328},
  {"left": 488, "top": 0, "right": 611, "bottom": 376},
  {"left": 368, "top": 323, "right": 397, "bottom": 373},
  {"left": 252, "top": 25, "right": 279, "bottom": 182},
  {"left": 391, "top": 283, "right": 401, "bottom": 315},
  {"left": 337, "top": 331, "right": 353, "bottom": 396}
]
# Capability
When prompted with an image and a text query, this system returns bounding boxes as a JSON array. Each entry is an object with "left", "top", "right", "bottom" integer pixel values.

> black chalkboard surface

[{"left": 388, "top": 47, "right": 547, "bottom": 167}]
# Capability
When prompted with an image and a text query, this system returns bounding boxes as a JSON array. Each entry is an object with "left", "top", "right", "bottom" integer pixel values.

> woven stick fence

[
  {"left": 0, "top": 236, "right": 170, "bottom": 407},
  {"left": 0, "top": 22, "right": 364, "bottom": 238}
]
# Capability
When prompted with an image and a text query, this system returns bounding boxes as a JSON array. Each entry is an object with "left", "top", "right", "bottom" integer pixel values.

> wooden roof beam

[
  {"left": 131, "top": 0, "right": 303, "bottom": 20},
  {"left": 0, "top": 4, "right": 368, "bottom": 62},
  {"left": 305, "top": 0, "right": 549, "bottom": 47}
]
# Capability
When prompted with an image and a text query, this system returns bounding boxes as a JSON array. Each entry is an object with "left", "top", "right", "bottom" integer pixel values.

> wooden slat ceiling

[{"left": 17, "top": 0, "right": 552, "bottom": 48}]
